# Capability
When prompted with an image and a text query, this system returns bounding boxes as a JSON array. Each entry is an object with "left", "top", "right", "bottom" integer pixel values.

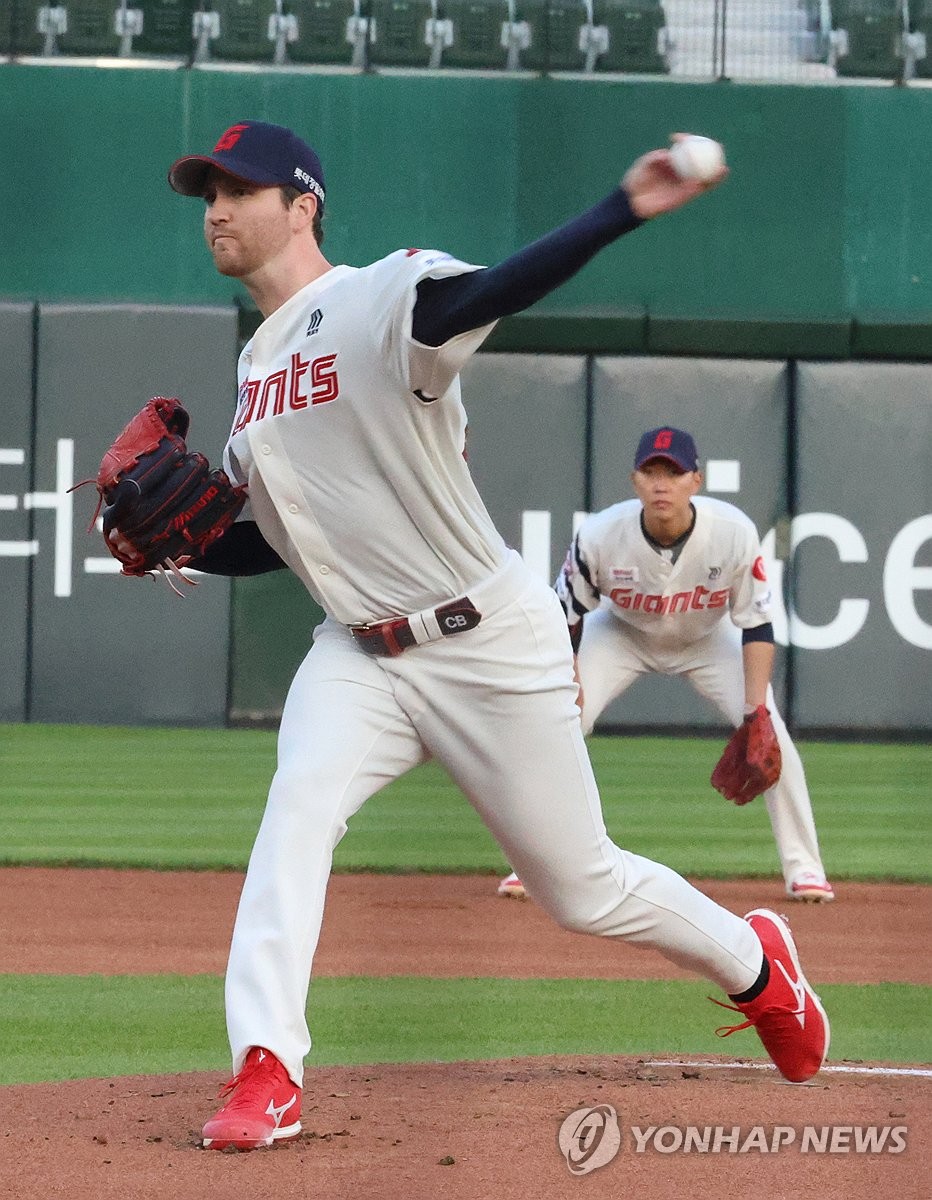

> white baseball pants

[
  {"left": 224, "top": 552, "right": 764, "bottom": 1086},
  {"left": 575, "top": 604, "right": 827, "bottom": 887}
]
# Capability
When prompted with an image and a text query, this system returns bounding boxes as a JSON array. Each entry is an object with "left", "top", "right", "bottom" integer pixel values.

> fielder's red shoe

[
  {"left": 202, "top": 1046, "right": 301, "bottom": 1150},
  {"left": 788, "top": 872, "right": 835, "bottom": 903},
  {"left": 497, "top": 871, "right": 527, "bottom": 899},
  {"left": 713, "top": 908, "right": 830, "bottom": 1083}
]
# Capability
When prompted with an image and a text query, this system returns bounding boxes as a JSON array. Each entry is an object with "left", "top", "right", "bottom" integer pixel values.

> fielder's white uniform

[
  {"left": 559, "top": 496, "right": 827, "bottom": 889},
  {"left": 219, "top": 249, "right": 764, "bottom": 1086}
]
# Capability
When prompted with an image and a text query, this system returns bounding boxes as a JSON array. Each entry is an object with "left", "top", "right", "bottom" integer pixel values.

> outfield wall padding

[
  {"left": 22, "top": 304, "right": 239, "bottom": 726},
  {"left": 792, "top": 362, "right": 932, "bottom": 731},
  {"left": 1, "top": 66, "right": 930, "bottom": 355},
  {"left": 0, "top": 304, "right": 36, "bottom": 722},
  {"left": 2, "top": 306, "right": 929, "bottom": 732}
]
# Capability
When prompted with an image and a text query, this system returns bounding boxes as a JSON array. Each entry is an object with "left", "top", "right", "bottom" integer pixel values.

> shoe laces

[
  {"left": 216, "top": 1052, "right": 279, "bottom": 1103},
  {"left": 709, "top": 995, "right": 804, "bottom": 1039}
]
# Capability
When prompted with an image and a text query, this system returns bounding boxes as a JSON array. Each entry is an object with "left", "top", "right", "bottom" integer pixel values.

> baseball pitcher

[{"left": 98, "top": 121, "right": 829, "bottom": 1149}]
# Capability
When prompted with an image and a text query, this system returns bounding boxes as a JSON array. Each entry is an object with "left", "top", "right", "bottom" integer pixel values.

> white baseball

[{"left": 669, "top": 136, "right": 726, "bottom": 183}]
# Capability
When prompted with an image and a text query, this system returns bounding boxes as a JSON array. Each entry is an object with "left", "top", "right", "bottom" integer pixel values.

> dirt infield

[
  {"left": 2, "top": 1059, "right": 928, "bottom": 1200},
  {"left": 1, "top": 868, "right": 929, "bottom": 1198},
  {"left": 3, "top": 868, "right": 930, "bottom": 982}
]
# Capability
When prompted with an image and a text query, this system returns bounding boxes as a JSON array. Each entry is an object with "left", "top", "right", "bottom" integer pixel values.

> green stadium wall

[
  {"left": 1, "top": 66, "right": 929, "bottom": 734},
  {"left": 0, "top": 65, "right": 930, "bottom": 356}
]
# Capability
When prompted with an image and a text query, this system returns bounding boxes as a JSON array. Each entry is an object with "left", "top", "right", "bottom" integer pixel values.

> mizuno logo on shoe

[
  {"left": 774, "top": 957, "right": 807, "bottom": 1028},
  {"left": 266, "top": 1093, "right": 298, "bottom": 1129}
]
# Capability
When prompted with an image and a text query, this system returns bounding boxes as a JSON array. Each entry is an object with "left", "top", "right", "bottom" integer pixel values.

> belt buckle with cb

[{"left": 349, "top": 597, "right": 481, "bottom": 657}]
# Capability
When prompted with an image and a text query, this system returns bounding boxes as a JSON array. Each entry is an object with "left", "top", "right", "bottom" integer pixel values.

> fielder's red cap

[
  {"left": 634, "top": 427, "right": 699, "bottom": 472},
  {"left": 168, "top": 121, "right": 326, "bottom": 210}
]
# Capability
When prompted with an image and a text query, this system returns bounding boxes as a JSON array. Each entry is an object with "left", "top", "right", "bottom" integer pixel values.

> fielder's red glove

[{"left": 711, "top": 705, "right": 782, "bottom": 806}]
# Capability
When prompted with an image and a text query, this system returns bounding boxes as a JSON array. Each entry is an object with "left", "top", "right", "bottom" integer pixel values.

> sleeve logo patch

[{"left": 752, "top": 556, "right": 768, "bottom": 582}]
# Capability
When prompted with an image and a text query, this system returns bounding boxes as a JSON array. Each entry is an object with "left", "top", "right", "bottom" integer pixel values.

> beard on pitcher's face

[{"left": 202, "top": 175, "right": 294, "bottom": 278}]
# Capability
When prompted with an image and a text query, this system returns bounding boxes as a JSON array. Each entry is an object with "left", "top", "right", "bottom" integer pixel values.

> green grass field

[
  {"left": 0, "top": 976, "right": 927, "bottom": 1085},
  {"left": 0, "top": 723, "right": 929, "bottom": 1083},
  {"left": 1, "top": 724, "right": 929, "bottom": 879}
]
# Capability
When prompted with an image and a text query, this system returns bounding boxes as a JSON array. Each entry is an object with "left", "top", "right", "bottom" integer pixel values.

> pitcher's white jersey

[
  {"left": 558, "top": 496, "right": 773, "bottom": 652},
  {"left": 222, "top": 249, "right": 508, "bottom": 625}
]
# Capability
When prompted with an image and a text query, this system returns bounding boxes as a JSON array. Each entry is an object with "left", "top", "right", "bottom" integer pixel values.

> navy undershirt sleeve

[
  {"left": 188, "top": 520, "right": 287, "bottom": 576},
  {"left": 412, "top": 188, "right": 645, "bottom": 347},
  {"left": 742, "top": 623, "right": 775, "bottom": 645}
]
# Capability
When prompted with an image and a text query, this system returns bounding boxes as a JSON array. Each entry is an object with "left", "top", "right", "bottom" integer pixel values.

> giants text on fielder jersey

[{"left": 561, "top": 495, "right": 772, "bottom": 653}]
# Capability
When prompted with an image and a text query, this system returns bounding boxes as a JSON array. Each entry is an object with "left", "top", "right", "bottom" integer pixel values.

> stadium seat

[
  {"left": 830, "top": 0, "right": 902, "bottom": 78},
  {"left": 56, "top": 0, "right": 123, "bottom": 53},
  {"left": 10, "top": 0, "right": 125, "bottom": 55},
  {"left": 9, "top": 0, "right": 68, "bottom": 52},
  {"left": 204, "top": 0, "right": 278, "bottom": 61},
  {"left": 285, "top": 0, "right": 363, "bottom": 64},
  {"left": 0, "top": 0, "right": 12, "bottom": 53},
  {"left": 130, "top": 0, "right": 197, "bottom": 56},
  {"left": 366, "top": 0, "right": 435, "bottom": 67},
  {"left": 6, "top": 0, "right": 34, "bottom": 53},
  {"left": 797, "top": 0, "right": 833, "bottom": 62},
  {"left": 517, "top": 0, "right": 589, "bottom": 71},
  {"left": 439, "top": 0, "right": 510, "bottom": 68},
  {"left": 910, "top": 0, "right": 931, "bottom": 77},
  {"left": 592, "top": 0, "right": 667, "bottom": 73}
]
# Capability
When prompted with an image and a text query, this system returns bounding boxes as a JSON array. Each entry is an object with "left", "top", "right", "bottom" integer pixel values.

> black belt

[{"left": 349, "top": 597, "right": 482, "bottom": 657}]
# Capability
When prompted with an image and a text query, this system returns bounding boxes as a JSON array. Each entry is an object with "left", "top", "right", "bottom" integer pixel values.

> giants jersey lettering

[
  {"left": 232, "top": 352, "right": 339, "bottom": 433},
  {"left": 557, "top": 496, "right": 772, "bottom": 652},
  {"left": 223, "top": 250, "right": 508, "bottom": 625}
]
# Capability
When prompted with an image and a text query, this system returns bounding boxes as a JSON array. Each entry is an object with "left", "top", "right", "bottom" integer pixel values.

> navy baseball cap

[
  {"left": 168, "top": 121, "right": 325, "bottom": 209},
  {"left": 634, "top": 427, "right": 699, "bottom": 472}
]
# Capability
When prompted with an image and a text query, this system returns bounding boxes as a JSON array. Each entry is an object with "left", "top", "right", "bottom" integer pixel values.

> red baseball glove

[
  {"left": 711, "top": 705, "right": 782, "bottom": 806},
  {"left": 92, "top": 397, "right": 246, "bottom": 591}
]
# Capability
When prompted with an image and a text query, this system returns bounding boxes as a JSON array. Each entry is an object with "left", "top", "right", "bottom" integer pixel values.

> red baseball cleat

[
  {"left": 713, "top": 909, "right": 830, "bottom": 1083},
  {"left": 202, "top": 1046, "right": 301, "bottom": 1150}
]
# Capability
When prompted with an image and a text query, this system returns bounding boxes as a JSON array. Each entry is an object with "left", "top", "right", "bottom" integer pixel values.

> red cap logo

[{"left": 214, "top": 124, "right": 250, "bottom": 152}]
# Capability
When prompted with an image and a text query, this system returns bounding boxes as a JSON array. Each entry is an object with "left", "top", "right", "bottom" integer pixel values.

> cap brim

[
  {"left": 635, "top": 452, "right": 695, "bottom": 472},
  {"left": 167, "top": 153, "right": 285, "bottom": 196}
]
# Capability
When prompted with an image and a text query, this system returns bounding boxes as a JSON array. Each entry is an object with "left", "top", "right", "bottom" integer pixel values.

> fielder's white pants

[
  {"left": 225, "top": 552, "right": 764, "bottom": 1086},
  {"left": 576, "top": 604, "right": 827, "bottom": 887}
]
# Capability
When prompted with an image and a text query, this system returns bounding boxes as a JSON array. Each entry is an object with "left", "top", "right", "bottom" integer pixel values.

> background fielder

[{"left": 499, "top": 425, "right": 832, "bottom": 903}]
